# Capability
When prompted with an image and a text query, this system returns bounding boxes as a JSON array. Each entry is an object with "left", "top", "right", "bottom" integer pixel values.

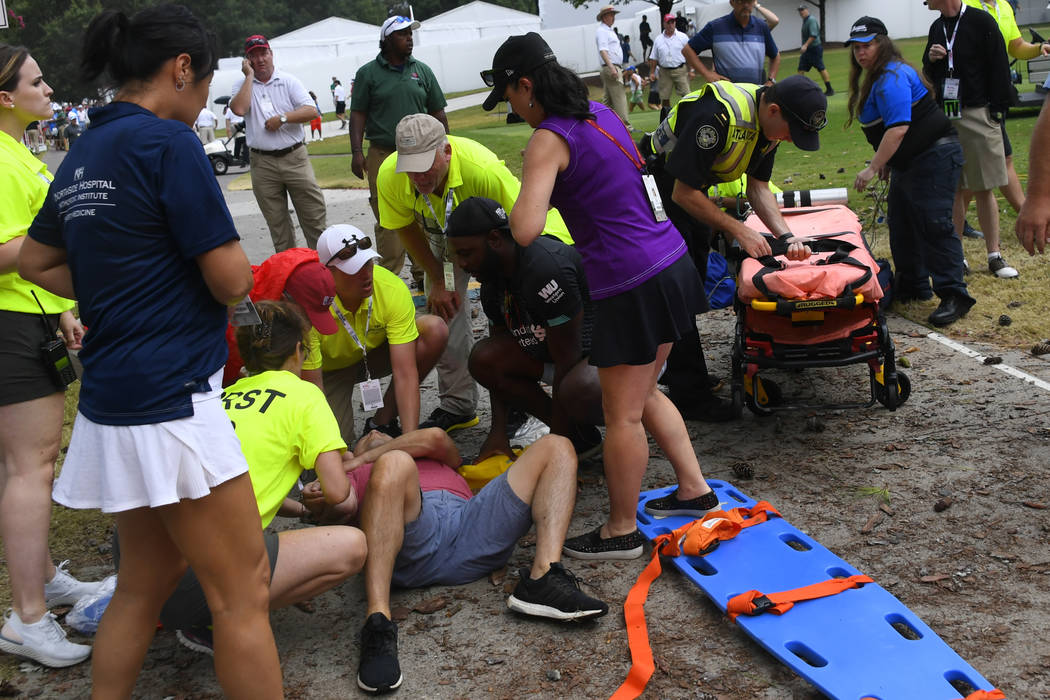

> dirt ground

[{"left": 2, "top": 166, "right": 1048, "bottom": 699}]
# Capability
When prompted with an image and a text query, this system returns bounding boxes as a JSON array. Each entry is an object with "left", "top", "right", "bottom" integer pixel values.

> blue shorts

[
  {"left": 392, "top": 472, "right": 532, "bottom": 588},
  {"left": 798, "top": 45, "right": 825, "bottom": 72}
]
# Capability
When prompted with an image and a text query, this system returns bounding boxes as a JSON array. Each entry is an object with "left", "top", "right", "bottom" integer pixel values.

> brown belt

[{"left": 249, "top": 141, "right": 304, "bottom": 158}]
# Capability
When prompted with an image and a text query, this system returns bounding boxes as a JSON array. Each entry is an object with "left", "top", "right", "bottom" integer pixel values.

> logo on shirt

[
  {"left": 74, "top": 167, "right": 84, "bottom": 180},
  {"left": 538, "top": 279, "right": 564, "bottom": 304},
  {"left": 696, "top": 125, "right": 719, "bottom": 150}
]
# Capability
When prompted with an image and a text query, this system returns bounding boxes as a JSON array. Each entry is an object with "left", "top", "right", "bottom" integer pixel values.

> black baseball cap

[
  {"left": 844, "top": 16, "right": 888, "bottom": 44},
  {"left": 767, "top": 75, "right": 827, "bottom": 152},
  {"left": 481, "top": 33, "right": 557, "bottom": 111},
  {"left": 446, "top": 197, "right": 510, "bottom": 238}
]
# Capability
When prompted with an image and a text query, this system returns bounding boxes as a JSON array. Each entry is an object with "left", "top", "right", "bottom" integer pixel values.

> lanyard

[
  {"left": 420, "top": 187, "right": 457, "bottom": 234},
  {"left": 942, "top": 2, "right": 967, "bottom": 75},
  {"left": 586, "top": 119, "right": 645, "bottom": 171},
  {"left": 333, "top": 298, "right": 373, "bottom": 379}
]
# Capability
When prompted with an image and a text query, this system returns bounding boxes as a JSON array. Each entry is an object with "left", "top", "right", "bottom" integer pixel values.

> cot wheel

[
  {"left": 876, "top": 371, "right": 911, "bottom": 410},
  {"left": 745, "top": 376, "right": 781, "bottom": 417}
]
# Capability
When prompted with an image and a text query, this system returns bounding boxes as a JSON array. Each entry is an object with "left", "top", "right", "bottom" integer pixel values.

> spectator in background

[
  {"left": 957, "top": 0, "right": 1050, "bottom": 240},
  {"left": 624, "top": 65, "right": 649, "bottom": 112},
  {"left": 333, "top": 78, "right": 347, "bottom": 129},
  {"left": 194, "top": 105, "right": 216, "bottom": 144},
  {"left": 223, "top": 103, "right": 247, "bottom": 163},
  {"left": 648, "top": 13, "right": 691, "bottom": 122},
  {"left": 231, "top": 33, "right": 327, "bottom": 251},
  {"left": 596, "top": 5, "right": 630, "bottom": 124},
  {"left": 350, "top": 16, "right": 448, "bottom": 285},
  {"left": 617, "top": 28, "right": 637, "bottom": 69},
  {"left": 675, "top": 11, "right": 688, "bottom": 34},
  {"left": 797, "top": 4, "right": 834, "bottom": 96},
  {"left": 924, "top": 0, "right": 1018, "bottom": 279},
  {"left": 639, "top": 15, "right": 653, "bottom": 61},
  {"left": 685, "top": 0, "right": 781, "bottom": 86}
]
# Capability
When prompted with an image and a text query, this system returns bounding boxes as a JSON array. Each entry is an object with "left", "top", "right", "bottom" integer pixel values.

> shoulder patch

[{"left": 696, "top": 125, "right": 720, "bottom": 150}]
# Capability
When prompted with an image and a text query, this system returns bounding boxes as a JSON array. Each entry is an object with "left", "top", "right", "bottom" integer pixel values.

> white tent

[{"left": 421, "top": 1, "right": 542, "bottom": 43}]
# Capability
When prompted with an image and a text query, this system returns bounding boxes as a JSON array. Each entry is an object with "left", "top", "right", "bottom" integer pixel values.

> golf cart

[{"left": 203, "top": 121, "right": 249, "bottom": 175}]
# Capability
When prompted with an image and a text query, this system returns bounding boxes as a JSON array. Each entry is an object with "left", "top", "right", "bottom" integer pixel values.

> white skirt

[{"left": 53, "top": 368, "right": 249, "bottom": 513}]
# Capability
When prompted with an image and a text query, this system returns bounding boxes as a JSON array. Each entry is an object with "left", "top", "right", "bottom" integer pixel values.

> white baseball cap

[
  {"left": 381, "top": 16, "right": 420, "bottom": 39},
  {"left": 317, "top": 225, "right": 380, "bottom": 275}
]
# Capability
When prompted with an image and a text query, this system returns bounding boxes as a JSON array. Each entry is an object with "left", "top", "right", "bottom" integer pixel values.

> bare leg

[
  {"left": 0, "top": 394, "right": 64, "bottom": 624},
  {"left": 268, "top": 526, "right": 366, "bottom": 609},
  {"left": 503, "top": 435, "right": 577, "bottom": 579},
  {"left": 1001, "top": 156, "right": 1025, "bottom": 213},
  {"left": 361, "top": 451, "right": 422, "bottom": 618},
  {"left": 974, "top": 189, "right": 1001, "bottom": 255}
]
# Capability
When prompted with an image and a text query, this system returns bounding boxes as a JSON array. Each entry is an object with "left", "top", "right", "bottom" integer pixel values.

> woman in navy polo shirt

[
  {"left": 19, "top": 5, "right": 282, "bottom": 696},
  {"left": 845, "top": 16, "right": 975, "bottom": 328}
]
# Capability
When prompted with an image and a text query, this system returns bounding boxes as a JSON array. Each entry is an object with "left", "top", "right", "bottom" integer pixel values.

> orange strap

[
  {"left": 962, "top": 691, "right": 1005, "bottom": 700},
  {"left": 609, "top": 503, "right": 781, "bottom": 700},
  {"left": 726, "top": 574, "right": 874, "bottom": 621}
]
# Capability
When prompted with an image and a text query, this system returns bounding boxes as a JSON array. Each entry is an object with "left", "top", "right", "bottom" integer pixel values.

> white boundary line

[{"left": 926, "top": 332, "right": 1050, "bottom": 393}]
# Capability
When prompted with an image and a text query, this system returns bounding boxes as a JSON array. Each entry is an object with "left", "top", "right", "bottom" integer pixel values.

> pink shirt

[{"left": 346, "top": 457, "right": 473, "bottom": 516}]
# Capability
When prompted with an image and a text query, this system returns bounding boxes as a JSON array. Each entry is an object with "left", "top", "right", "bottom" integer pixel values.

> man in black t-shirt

[{"left": 445, "top": 197, "right": 602, "bottom": 462}]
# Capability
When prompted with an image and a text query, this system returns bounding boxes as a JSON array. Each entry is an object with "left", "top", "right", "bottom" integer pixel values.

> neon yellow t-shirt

[
  {"left": 303, "top": 264, "right": 419, "bottom": 372},
  {"left": 963, "top": 0, "right": 1021, "bottom": 53},
  {"left": 222, "top": 370, "right": 346, "bottom": 528},
  {"left": 0, "top": 131, "right": 74, "bottom": 314},
  {"left": 376, "top": 135, "right": 573, "bottom": 245}
]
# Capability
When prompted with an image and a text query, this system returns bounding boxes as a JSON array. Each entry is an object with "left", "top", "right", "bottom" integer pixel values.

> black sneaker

[
  {"left": 644, "top": 488, "right": 720, "bottom": 518},
  {"left": 507, "top": 563, "right": 609, "bottom": 621},
  {"left": 357, "top": 613, "right": 402, "bottom": 694},
  {"left": 962, "top": 220, "right": 984, "bottom": 239},
  {"left": 570, "top": 424, "right": 603, "bottom": 461},
  {"left": 419, "top": 407, "right": 479, "bottom": 433},
  {"left": 175, "top": 628, "right": 213, "bottom": 656},
  {"left": 562, "top": 526, "right": 645, "bottom": 560},
  {"left": 364, "top": 416, "right": 401, "bottom": 438}
]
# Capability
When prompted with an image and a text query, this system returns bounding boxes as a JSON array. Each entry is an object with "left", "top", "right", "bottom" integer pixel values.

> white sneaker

[
  {"left": 45, "top": 560, "right": 102, "bottom": 608},
  {"left": 988, "top": 254, "right": 1019, "bottom": 279},
  {"left": 0, "top": 610, "right": 91, "bottom": 667}
]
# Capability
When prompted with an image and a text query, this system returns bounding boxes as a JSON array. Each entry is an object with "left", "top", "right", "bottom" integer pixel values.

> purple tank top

[{"left": 540, "top": 101, "right": 685, "bottom": 299}]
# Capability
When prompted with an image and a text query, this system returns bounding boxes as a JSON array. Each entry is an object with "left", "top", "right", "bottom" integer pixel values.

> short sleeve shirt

[
  {"left": 596, "top": 24, "right": 624, "bottom": 64},
  {"left": 222, "top": 370, "right": 346, "bottom": 528},
  {"left": 963, "top": 0, "right": 1021, "bottom": 53},
  {"left": 230, "top": 68, "right": 313, "bottom": 150},
  {"left": 376, "top": 135, "right": 573, "bottom": 245},
  {"left": 664, "top": 92, "right": 778, "bottom": 191},
  {"left": 28, "top": 102, "right": 239, "bottom": 425},
  {"left": 689, "top": 14, "right": 779, "bottom": 84},
  {"left": 304, "top": 264, "right": 419, "bottom": 372},
  {"left": 0, "top": 130, "right": 73, "bottom": 315},
  {"left": 350, "top": 55, "right": 448, "bottom": 149},
  {"left": 651, "top": 30, "right": 691, "bottom": 68},
  {"left": 480, "top": 236, "right": 593, "bottom": 363},
  {"left": 195, "top": 109, "right": 217, "bottom": 128},
  {"left": 801, "top": 15, "right": 821, "bottom": 47},
  {"left": 348, "top": 458, "right": 473, "bottom": 518}
]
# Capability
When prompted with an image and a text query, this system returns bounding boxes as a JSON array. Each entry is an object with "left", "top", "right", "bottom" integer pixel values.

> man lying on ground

[{"left": 303, "top": 427, "right": 608, "bottom": 695}]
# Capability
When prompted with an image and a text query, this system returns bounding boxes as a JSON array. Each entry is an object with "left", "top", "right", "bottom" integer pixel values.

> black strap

[{"left": 751, "top": 235, "right": 873, "bottom": 301}]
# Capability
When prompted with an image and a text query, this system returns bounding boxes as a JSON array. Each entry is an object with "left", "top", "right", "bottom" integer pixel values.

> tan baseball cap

[{"left": 394, "top": 114, "right": 447, "bottom": 173}]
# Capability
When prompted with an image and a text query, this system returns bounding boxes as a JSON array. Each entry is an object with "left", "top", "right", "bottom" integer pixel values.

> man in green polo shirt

[
  {"left": 377, "top": 114, "right": 572, "bottom": 434},
  {"left": 350, "top": 16, "right": 448, "bottom": 284}
]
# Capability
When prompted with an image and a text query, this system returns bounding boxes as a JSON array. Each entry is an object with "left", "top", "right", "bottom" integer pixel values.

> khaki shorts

[{"left": 955, "top": 106, "right": 1007, "bottom": 191}]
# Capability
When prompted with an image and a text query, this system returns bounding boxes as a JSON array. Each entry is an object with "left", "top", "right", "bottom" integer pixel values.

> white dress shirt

[
  {"left": 596, "top": 24, "right": 624, "bottom": 66},
  {"left": 231, "top": 68, "right": 312, "bottom": 150}
]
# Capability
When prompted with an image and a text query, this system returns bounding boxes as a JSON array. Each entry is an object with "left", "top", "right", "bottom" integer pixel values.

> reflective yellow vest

[{"left": 651, "top": 81, "right": 773, "bottom": 184}]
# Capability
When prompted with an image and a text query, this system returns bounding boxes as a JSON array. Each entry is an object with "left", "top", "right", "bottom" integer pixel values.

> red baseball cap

[
  {"left": 663, "top": 13, "right": 676, "bottom": 22},
  {"left": 283, "top": 262, "right": 338, "bottom": 335},
  {"left": 245, "top": 35, "right": 270, "bottom": 54}
]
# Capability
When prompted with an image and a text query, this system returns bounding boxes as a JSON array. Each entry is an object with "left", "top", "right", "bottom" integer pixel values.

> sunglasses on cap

[
  {"left": 325, "top": 235, "right": 372, "bottom": 266},
  {"left": 779, "top": 102, "right": 828, "bottom": 131}
]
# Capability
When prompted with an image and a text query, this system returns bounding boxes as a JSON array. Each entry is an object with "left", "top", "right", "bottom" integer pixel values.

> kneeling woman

[
  {"left": 845, "top": 16, "right": 975, "bottom": 327},
  {"left": 147, "top": 299, "right": 367, "bottom": 651}
]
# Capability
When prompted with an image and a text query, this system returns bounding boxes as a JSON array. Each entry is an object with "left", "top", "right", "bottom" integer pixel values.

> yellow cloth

[
  {"left": 0, "top": 130, "right": 73, "bottom": 314},
  {"left": 375, "top": 135, "right": 573, "bottom": 245},
  {"left": 303, "top": 264, "right": 419, "bottom": 372},
  {"left": 963, "top": 0, "right": 1021, "bottom": 53},
  {"left": 222, "top": 370, "right": 345, "bottom": 528}
]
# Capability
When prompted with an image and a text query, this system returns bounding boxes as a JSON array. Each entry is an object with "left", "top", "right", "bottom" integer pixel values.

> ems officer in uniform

[
  {"left": 231, "top": 34, "right": 327, "bottom": 252},
  {"left": 643, "top": 75, "right": 825, "bottom": 417}
]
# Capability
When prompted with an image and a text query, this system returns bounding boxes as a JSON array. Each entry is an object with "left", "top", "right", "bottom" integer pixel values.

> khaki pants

[
  {"left": 657, "top": 65, "right": 690, "bottom": 103},
  {"left": 249, "top": 144, "right": 327, "bottom": 252},
  {"left": 422, "top": 231, "right": 478, "bottom": 417},
  {"left": 601, "top": 65, "right": 630, "bottom": 123},
  {"left": 322, "top": 343, "right": 394, "bottom": 443}
]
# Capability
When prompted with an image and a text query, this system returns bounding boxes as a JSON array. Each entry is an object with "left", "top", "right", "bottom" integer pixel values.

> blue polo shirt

[
  {"left": 689, "top": 14, "right": 778, "bottom": 84},
  {"left": 28, "top": 102, "right": 239, "bottom": 425}
]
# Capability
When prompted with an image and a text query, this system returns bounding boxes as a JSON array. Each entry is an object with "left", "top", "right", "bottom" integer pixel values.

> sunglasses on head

[{"left": 325, "top": 235, "right": 372, "bottom": 266}]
